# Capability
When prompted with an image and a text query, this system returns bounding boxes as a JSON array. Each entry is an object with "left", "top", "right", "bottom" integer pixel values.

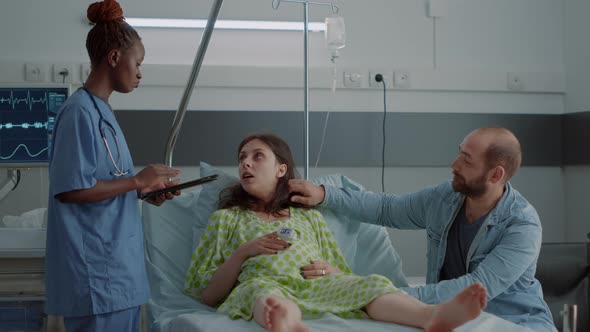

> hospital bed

[
  {"left": 144, "top": 3, "right": 531, "bottom": 330},
  {"left": 141, "top": 162, "right": 533, "bottom": 332}
]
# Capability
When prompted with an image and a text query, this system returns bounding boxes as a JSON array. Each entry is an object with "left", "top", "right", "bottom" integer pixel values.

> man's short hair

[{"left": 485, "top": 141, "right": 522, "bottom": 182}]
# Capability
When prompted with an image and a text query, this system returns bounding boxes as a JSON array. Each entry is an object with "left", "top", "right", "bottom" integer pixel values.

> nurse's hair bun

[{"left": 87, "top": 0, "right": 124, "bottom": 25}]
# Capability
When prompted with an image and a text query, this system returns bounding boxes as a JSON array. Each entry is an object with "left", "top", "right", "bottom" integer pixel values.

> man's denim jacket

[{"left": 323, "top": 181, "right": 556, "bottom": 331}]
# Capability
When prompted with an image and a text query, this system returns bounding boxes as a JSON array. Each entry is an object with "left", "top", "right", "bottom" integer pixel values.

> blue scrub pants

[{"left": 64, "top": 306, "right": 141, "bottom": 332}]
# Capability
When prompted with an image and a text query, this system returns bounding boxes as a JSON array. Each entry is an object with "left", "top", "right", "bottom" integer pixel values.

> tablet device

[{"left": 139, "top": 174, "right": 218, "bottom": 200}]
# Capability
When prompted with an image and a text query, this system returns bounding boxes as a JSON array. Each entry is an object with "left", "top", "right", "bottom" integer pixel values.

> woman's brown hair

[
  {"left": 219, "top": 133, "right": 306, "bottom": 217},
  {"left": 86, "top": 0, "right": 141, "bottom": 67}
]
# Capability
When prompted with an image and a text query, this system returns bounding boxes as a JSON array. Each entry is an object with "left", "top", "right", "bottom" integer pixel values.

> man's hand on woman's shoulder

[{"left": 288, "top": 179, "right": 326, "bottom": 206}]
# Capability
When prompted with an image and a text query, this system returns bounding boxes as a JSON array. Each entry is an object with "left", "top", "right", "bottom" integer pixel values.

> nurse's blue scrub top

[{"left": 45, "top": 89, "right": 149, "bottom": 317}]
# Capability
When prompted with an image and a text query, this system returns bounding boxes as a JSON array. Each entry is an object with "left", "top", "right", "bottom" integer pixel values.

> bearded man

[{"left": 289, "top": 127, "right": 556, "bottom": 332}]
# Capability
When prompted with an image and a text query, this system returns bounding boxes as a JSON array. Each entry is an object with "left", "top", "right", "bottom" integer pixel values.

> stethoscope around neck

[{"left": 82, "top": 87, "right": 130, "bottom": 177}]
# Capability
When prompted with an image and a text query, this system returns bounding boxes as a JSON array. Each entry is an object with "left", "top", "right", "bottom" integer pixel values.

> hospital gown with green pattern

[{"left": 184, "top": 206, "right": 398, "bottom": 320}]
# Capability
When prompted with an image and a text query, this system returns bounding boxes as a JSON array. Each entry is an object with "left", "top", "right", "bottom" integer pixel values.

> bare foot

[
  {"left": 425, "top": 283, "right": 487, "bottom": 332},
  {"left": 263, "top": 297, "right": 310, "bottom": 332}
]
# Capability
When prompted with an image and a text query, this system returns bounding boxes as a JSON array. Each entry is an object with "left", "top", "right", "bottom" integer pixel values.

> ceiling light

[{"left": 126, "top": 18, "right": 326, "bottom": 32}]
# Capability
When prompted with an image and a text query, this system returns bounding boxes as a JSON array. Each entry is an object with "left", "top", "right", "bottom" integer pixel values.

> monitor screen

[{"left": 0, "top": 86, "right": 69, "bottom": 167}]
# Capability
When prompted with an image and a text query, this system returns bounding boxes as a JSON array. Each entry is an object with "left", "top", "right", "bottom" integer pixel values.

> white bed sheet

[
  {"left": 163, "top": 309, "right": 530, "bottom": 332},
  {"left": 145, "top": 253, "right": 530, "bottom": 332}
]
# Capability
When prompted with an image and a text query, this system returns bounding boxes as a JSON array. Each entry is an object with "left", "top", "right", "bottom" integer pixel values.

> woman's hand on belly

[
  {"left": 235, "top": 232, "right": 291, "bottom": 260},
  {"left": 300, "top": 260, "right": 340, "bottom": 279}
]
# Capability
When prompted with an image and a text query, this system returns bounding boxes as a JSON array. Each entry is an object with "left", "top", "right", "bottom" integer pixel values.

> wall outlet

[
  {"left": 25, "top": 63, "right": 46, "bottom": 82},
  {"left": 80, "top": 63, "right": 91, "bottom": 83},
  {"left": 393, "top": 71, "right": 410, "bottom": 88},
  {"left": 343, "top": 71, "right": 363, "bottom": 88},
  {"left": 369, "top": 71, "right": 388, "bottom": 88},
  {"left": 52, "top": 64, "right": 73, "bottom": 84},
  {"left": 507, "top": 72, "right": 524, "bottom": 91}
]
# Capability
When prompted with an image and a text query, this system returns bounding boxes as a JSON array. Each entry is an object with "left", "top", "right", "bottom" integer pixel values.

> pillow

[
  {"left": 142, "top": 190, "right": 202, "bottom": 290},
  {"left": 191, "top": 163, "right": 408, "bottom": 287},
  {"left": 142, "top": 190, "right": 214, "bottom": 326},
  {"left": 191, "top": 162, "right": 239, "bottom": 247}
]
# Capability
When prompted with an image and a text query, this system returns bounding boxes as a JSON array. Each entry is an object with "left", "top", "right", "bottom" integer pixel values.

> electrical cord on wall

[
  {"left": 375, "top": 74, "right": 386, "bottom": 192},
  {"left": 59, "top": 69, "right": 69, "bottom": 84}
]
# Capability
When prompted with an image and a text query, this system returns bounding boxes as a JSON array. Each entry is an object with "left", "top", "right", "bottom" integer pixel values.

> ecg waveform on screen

[
  {"left": 0, "top": 87, "right": 66, "bottom": 164},
  {"left": 0, "top": 122, "right": 48, "bottom": 130},
  {"left": 0, "top": 91, "right": 51, "bottom": 111},
  {"left": 0, "top": 144, "right": 48, "bottom": 160}
]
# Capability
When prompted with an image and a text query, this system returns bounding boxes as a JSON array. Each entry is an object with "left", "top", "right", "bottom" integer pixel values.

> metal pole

[
  {"left": 561, "top": 304, "right": 578, "bottom": 332},
  {"left": 303, "top": 2, "right": 309, "bottom": 179},
  {"left": 273, "top": 0, "right": 339, "bottom": 179},
  {"left": 164, "top": 0, "right": 224, "bottom": 166}
]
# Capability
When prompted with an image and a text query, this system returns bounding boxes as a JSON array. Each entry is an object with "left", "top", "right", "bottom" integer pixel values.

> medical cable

[
  {"left": 11, "top": 170, "right": 21, "bottom": 190},
  {"left": 375, "top": 74, "right": 387, "bottom": 192},
  {"left": 314, "top": 111, "right": 330, "bottom": 168}
]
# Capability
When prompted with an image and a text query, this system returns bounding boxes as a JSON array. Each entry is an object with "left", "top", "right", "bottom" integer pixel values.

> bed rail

[{"left": 164, "top": 0, "right": 225, "bottom": 166}]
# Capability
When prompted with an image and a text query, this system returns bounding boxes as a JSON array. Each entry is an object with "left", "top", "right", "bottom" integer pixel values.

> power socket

[
  {"left": 52, "top": 64, "right": 73, "bottom": 84},
  {"left": 343, "top": 71, "right": 363, "bottom": 88},
  {"left": 369, "top": 71, "right": 388, "bottom": 88},
  {"left": 507, "top": 72, "right": 524, "bottom": 91},
  {"left": 393, "top": 71, "right": 411, "bottom": 89},
  {"left": 25, "top": 63, "right": 46, "bottom": 82}
]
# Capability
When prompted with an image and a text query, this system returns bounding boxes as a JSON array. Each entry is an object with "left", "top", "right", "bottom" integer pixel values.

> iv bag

[
  {"left": 325, "top": 15, "right": 345, "bottom": 93},
  {"left": 325, "top": 16, "right": 345, "bottom": 51}
]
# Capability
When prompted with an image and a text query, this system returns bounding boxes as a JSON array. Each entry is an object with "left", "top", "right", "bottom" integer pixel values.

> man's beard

[{"left": 452, "top": 172, "right": 488, "bottom": 197}]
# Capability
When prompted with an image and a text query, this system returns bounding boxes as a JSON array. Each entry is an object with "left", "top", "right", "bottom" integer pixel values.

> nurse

[{"left": 45, "top": 0, "right": 180, "bottom": 331}]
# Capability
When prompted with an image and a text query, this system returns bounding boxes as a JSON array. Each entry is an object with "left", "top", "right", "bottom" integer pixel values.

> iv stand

[{"left": 272, "top": 0, "right": 339, "bottom": 180}]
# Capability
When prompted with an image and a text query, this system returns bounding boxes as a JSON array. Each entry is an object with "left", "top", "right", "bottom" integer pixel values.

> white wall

[
  {"left": 1, "top": 0, "right": 563, "bottom": 69},
  {"left": 0, "top": 0, "right": 565, "bottom": 113},
  {"left": 564, "top": 0, "right": 590, "bottom": 114},
  {"left": 0, "top": 0, "right": 574, "bottom": 276}
]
